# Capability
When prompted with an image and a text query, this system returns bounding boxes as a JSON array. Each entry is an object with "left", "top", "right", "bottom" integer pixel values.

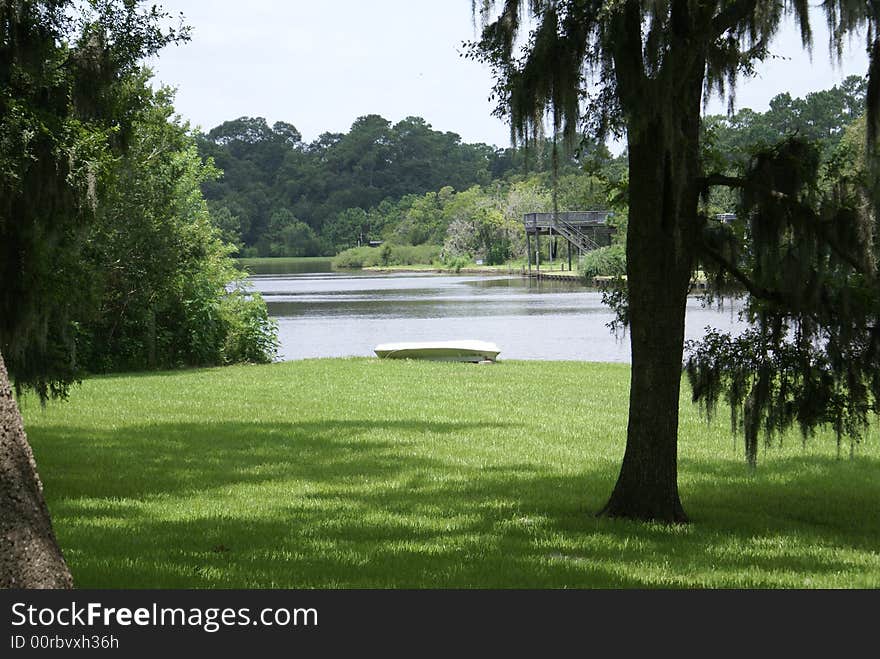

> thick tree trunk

[
  {"left": 599, "top": 81, "right": 703, "bottom": 523},
  {"left": 0, "top": 351, "right": 73, "bottom": 588}
]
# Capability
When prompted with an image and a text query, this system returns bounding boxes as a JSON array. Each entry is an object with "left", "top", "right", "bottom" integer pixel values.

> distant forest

[
  {"left": 197, "top": 76, "right": 867, "bottom": 259},
  {"left": 196, "top": 114, "right": 614, "bottom": 257}
]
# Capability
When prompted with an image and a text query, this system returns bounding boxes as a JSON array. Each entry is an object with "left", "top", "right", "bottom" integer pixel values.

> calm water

[{"left": 247, "top": 260, "right": 747, "bottom": 362}]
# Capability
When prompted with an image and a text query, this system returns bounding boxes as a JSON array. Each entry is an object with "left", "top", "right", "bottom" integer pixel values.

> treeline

[
  {"left": 704, "top": 76, "right": 867, "bottom": 167},
  {"left": 199, "top": 76, "right": 867, "bottom": 266},
  {"left": 196, "top": 114, "right": 613, "bottom": 256},
  {"left": 699, "top": 75, "right": 868, "bottom": 223},
  {"left": 1, "top": 2, "right": 278, "bottom": 395}
]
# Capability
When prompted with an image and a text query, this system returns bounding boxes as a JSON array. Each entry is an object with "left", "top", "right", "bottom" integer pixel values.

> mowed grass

[{"left": 19, "top": 359, "right": 880, "bottom": 588}]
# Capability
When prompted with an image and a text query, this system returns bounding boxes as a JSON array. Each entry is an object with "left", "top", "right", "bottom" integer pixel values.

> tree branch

[
  {"left": 711, "top": 0, "right": 760, "bottom": 37},
  {"left": 702, "top": 173, "right": 797, "bottom": 203},
  {"left": 610, "top": 0, "right": 647, "bottom": 108},
  {"left": 700, "top": 244, "right": 784, "bottom": 303},
  {"left": 702, "top": 173, "right": 746, "bottom": 191},
  {"left": 814, "top": 221, "right": 875, "bottom": 277}
]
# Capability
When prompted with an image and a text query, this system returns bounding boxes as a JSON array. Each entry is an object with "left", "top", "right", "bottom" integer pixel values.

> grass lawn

[{"left": 19, "top": 359, "right": 880, "bottom": 588}]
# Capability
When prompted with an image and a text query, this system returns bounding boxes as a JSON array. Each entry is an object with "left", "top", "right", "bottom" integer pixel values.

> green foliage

[
  {"left": 580, "top": 244, "right": 626, "bottom": 280},
  {"left": 75, "top": 77, "right": 277, "bottom": 373},
  {"left": 442, "top": 255, "right": 471, "bottom": 272},
  {"left": 702, "top": 76, "right": 869, "bottom": 175},
  {"left": 207, "top": 202, "right": 245, "bottom": 253},
  {"left": 331, "top": 244, "right": 441, "bottom": 269},
  {"left": 0, "top": 0, "right": 188, "bottom": 397},
  {"left": 392, "top": 187, "right": 456, "bottom": 245},
  {"left": 378, "top": 243, "right": 393, "bottom": 266},
  {"left": 330, "top": 246, "right": 377, "bottom": 269},
  {"left": 269, "top": 217, "right": 324, "bottom": 257},
  {"left": 219, "top": 288, "right": 278, "bottom": 364},
  {"left": 327, "top": 172, "right": 621, "bottom": 269},
  {"left": 474, "top": 1, "right": 879, "bottom": 484},
  {"left": 324, "top": 207, "right": 370, "bottom": 252},
  {"left": 197, "top": 109, "right": 616, "bottom": 254},
  {"left": 689, "top": 130, "right": 879, "bottom": 466},
  {"left": 198, "top": 114, "right": 504, "bottom": 249}
]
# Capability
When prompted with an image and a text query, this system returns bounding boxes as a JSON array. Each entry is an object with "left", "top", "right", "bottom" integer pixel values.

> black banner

[{"left": 0, "top": 589, "right": 874, "bottom": 653}]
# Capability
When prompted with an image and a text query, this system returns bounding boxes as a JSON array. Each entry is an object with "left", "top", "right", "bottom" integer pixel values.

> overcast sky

[{"left": 148, "top": 1, "right": 871, "bottom": 148}]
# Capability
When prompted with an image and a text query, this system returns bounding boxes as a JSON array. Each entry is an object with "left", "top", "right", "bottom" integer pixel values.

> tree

[
  {"left": 208, "top": 202, "right": 246, "bottom": 252},
  {"left": 78, "top": 76, "right": 278, "bottom": 373},
  {"left": 271, "top": 219, "right": 323, "bottom": 256},
  {"left": 393, "top": 187, "right": 456, "bottom": 245},
  {"left": 0, "top": 353, "right": 72, "bottom": 587},
  {"left": 686, "top": 124, "right": 878, "bottom": 467},
  {"left": 325, "top": 207, "right": 371, "bottom": 250},
  {"left": 471, "top": 1, "right": 879, "bottom": 522},
  {"left": 200, "top": 117, "right": 308, "bottom": 252},
  {"left": 0, "top": 0, "right": 187, "bottom": 586}
]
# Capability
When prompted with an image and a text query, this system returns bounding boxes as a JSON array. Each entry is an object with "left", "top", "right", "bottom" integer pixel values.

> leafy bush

[
  {"left": 331, "top": 244, "right": 440, "bottom": 268},
  {"left": 443, "top": 255, "right": 471, "bottom": 272},
  {"left": 331, "top": 246, "right": 376, "bottom": 268},
  {"left": 220, "top": 288, "right": 278, "bottom": 364},
  {"left": 580, "top": 244, "right": 626, "bottom": 281},
  {"left": 269, "top": 220, "right": 325, "bottom": 257},
  {"left": 386, "top": 244, "right": 440, "bottom": 265},
  {"left": 76, "top": 83, "right": 278, "bottom": 373}
]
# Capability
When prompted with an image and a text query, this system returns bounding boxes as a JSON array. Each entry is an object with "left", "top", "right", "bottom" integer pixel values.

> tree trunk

[
  {"left": 599, "top": 80, "right": 703, "bottom": 523},
  {"left": 0, "top": 351, "right": 73, "bottom": 588}
]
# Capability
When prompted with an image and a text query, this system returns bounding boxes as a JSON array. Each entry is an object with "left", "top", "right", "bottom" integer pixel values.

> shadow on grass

[{"left": 29, "top": 419, "right": 880, "bottom": 588}]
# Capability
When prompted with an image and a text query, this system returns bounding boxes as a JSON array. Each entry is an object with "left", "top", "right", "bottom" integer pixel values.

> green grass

[{"left": 19, "top": 359, "right": 880, "bottom": 588}]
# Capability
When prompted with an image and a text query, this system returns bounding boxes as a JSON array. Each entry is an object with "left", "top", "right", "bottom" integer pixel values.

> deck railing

[{"left": 523, "top": 211, "right": 612, "bottom": 230}]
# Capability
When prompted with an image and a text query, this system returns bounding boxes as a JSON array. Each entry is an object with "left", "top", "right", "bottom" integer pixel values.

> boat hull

[{"left": 374, "top": 341, "right": 500, "bottom": 363}]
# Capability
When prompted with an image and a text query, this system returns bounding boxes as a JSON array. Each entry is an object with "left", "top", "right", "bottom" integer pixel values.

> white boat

[{"left": 374, "top": 340, "right": 500, "bottom": 362}]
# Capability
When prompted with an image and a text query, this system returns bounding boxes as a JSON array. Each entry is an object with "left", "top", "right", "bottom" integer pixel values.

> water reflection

[{"left": 247, "top": 268, "right": 746, "bottom": 362}]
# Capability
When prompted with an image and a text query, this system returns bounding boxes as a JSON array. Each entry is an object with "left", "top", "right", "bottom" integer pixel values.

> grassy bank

[
  {"left": 363, "top": 261, "right": 580, "bottom": 276},
  {"left": 20, "top": 359, "right": 880, "bottom": 588}
]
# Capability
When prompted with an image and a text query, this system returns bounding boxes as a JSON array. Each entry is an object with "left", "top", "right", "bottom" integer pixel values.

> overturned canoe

[{"left": 374, "top": 340, "right": 500, "bottom": 363}]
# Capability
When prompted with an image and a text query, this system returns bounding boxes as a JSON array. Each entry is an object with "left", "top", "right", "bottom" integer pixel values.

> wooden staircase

[{"left": 551, "top": 215, "right": 602, "bottom": 253}]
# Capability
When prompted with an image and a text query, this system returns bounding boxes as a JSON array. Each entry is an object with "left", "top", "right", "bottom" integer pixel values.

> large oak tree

[{"left": 471, "top": 1, "right": 879, "bottom": 522}]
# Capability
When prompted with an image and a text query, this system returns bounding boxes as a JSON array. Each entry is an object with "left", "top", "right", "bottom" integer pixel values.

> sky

[{"left": 148, "top": 1, "right": 871, "bottom": 148}]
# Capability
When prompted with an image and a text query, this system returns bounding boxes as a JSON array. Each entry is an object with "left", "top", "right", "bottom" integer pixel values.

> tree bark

[
  {"left": 598, "top": 66, "right": 704, "bottom": 523},
  {"left": 0, "top": 351, "right": 73, "bottom": 588}
]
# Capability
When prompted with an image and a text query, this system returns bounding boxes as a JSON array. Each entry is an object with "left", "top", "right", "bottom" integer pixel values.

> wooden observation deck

[{"left": 523, "top": 211, "right": 615, "bottom": 273}]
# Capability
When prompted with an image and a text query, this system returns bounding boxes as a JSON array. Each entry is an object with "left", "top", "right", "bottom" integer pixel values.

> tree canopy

[
  {"left": 0, "top": 0, "right": 187, "bottom": 396},
  {"left": 1, "top": 1, "right": 277, "bottom": 396},
  {"left": 196, "top": 113, "right": 605, "bottom": 256},
  {"left": 703, "top": 75, "right": 868, "bottom": 171}
]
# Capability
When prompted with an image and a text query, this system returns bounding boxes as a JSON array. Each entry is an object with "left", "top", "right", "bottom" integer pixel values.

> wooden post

[
  {"left": 567, "top": 240, "right": 572, "bottom": 272},
  {"left": 526, "top": 232, "right": 532, "bottom": 274},
  {"left": 536, "top": 232, "right": 540, "bottom": 272}
]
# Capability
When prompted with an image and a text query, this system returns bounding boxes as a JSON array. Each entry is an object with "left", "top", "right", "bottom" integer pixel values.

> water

[{"left": 247, "top": 261, "right": 747, "bottom": 362}]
